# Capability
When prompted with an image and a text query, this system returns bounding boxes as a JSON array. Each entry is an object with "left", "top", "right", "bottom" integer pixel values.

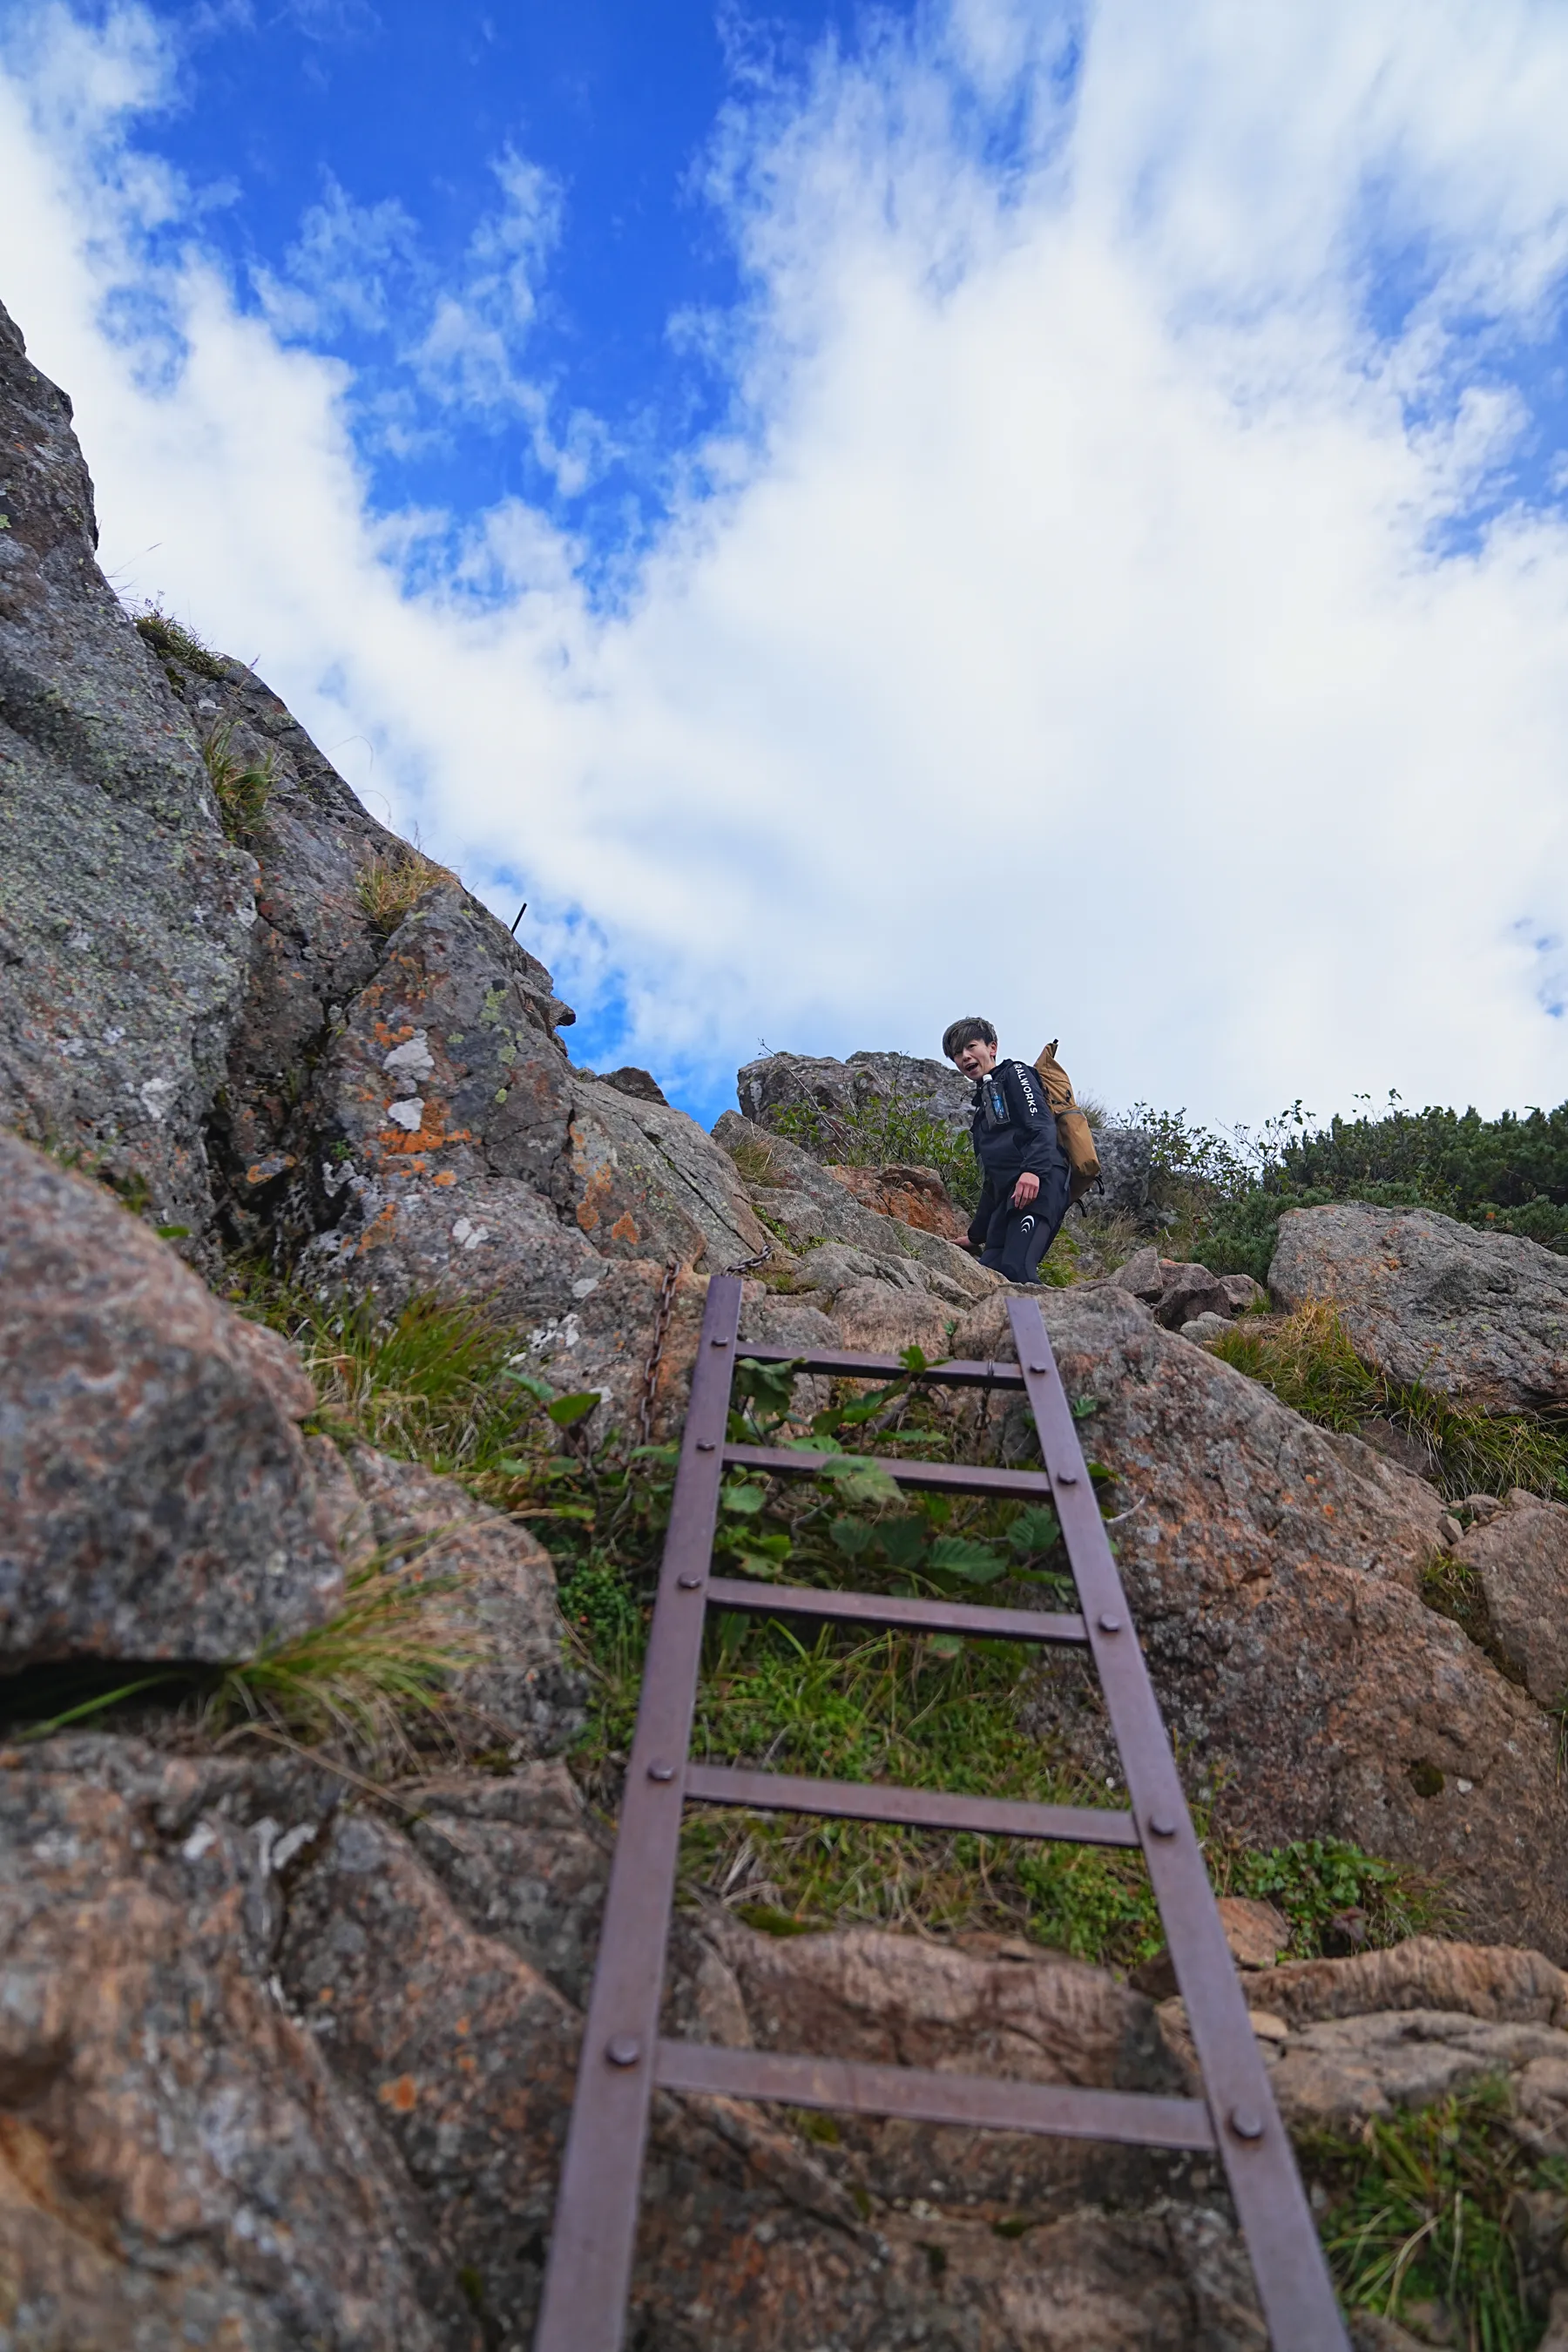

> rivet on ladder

[
  {"left": 647, "top": 1761, "right": 676, "bottom": 1782},
  {"left": 1097, "top": 1613, "right": 1122, "bottom": 1634},
  {"left": 1228, "top": 2108, "right": 1265, "bottom": 2143},
  {"left": 1147, "top": 1814, "right": 1177, "bottom": 1839},
  {"left": 605, "top": 2036, "right": 642, "bottom": 2068}
]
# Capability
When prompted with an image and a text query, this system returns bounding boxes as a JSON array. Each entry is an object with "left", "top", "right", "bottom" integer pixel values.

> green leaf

[
  {"left": 830, "top": 1518, "right": 876, "bottom": 1558},
  {"left": 925, "top": 1632, "right": 963, "bottom": 1659},
  {"left": 155, "top": 1223, "right": 191, "bottom": 1240},
  {"left": 899, "top": 1343, "right": 930, "bottom": 1374},
  {"left": 546, "top": 1390, "right": 602, "bottom": 1428},
  {"left": 731, "top": 1548, "right": 789, "bottom": 1581},
  {"left": 877, "top": 1518, "right": 928, "bottom": 1571},
  {"left": 1071, "top": 1396, "right": 1099, "bottom": 1421},
  {"left": 720, "top": 1483, "right": 767, "bottom": 1516},
  {"left": 504, "top": 1367, "right": 557, "bottom": 1403},
  {"left": 1008, "top": 1504, "right": 1063, "bottom": 1557},
  {"left": 929, "top": 1537, "right": 1007, "bottom": 1583},
  {"left": 819, "top": 1454, "right": 902, "bottom": 1509}
]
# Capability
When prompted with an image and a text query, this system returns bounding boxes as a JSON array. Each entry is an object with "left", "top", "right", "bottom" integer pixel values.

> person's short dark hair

[{"left": 942, "top": 1016, "right": 997, "bottom": 1060}]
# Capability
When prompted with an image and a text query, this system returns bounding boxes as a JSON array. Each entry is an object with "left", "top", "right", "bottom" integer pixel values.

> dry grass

[{"left": 356, "top": 842, "right": 455, "bottom": 931}]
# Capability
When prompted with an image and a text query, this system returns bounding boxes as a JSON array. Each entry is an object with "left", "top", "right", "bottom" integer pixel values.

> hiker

[{"left": 943, "top": 1016, "right": 1072, "bottom": 1282}]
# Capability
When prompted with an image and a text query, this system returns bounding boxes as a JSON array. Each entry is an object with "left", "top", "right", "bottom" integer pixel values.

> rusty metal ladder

[{"left": 534, "top": 1275, "right": 1348, "bottom": 2350}]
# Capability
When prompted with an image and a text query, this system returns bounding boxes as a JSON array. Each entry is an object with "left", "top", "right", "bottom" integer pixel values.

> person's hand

[{"left": 1011, "top": 1171, "right": 1040, "bottom": 1209}]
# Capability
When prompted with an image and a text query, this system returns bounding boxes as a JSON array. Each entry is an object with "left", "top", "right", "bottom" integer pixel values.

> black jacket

[{"left": 967, "top": 1059, "right": 1064, "bottom": 1238}]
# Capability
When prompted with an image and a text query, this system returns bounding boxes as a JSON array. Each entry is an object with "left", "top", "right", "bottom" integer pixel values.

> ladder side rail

[
  {"left": 1007, "top": 1298, "right": 1348, "bottom": 2352},
  {"left": 532, "top": 1274, "right": 745, "bottom": 2352}
]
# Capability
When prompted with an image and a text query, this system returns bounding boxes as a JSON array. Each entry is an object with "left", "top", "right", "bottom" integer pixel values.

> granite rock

[
  {"left": 0, "top": 298, "right": 255, "bottom": 1245},
  {"left": 950, "top": 1283, "right": 1568, "bottom": 1959},
  {"left": 1450, "top": 1490, "right": 1568, "bottom": 1706},
  {"left": 1270, "top": 1201, "right": 1568, "bottom": 1409},
  {"left": 0, "top": 1129, "right": 343, "bottom": 1666}
]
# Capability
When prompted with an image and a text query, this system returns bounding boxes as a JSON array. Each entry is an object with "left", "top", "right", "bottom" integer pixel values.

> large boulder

[
  {"left": 712, "top": 1112, "right": 995, "bottom": 1306},
  {"left": 0, "top": 1730, "right": 1274, "bottom": 2350},
  {"left": 1450, "top": 1490, "right": 1568, "bottom": 1707},
  {"left": 0, "top": 1129, "right": 343, "bottom": 1666},
  {"left": 0, "top": 298, "right": 255, "bottom": 1244},
  {"left": 1269, "top": 1202, "right": 1568, "bottom": 1409},
  {"left": 737, "top": 1048, "right": 971, "bottom": 1137},
  {"left": 952, "top": 1284, "right": 1568, "bottom": 1960},
  {"left": 0, "top": 1739, "right": 473, "bottom": 2349}
]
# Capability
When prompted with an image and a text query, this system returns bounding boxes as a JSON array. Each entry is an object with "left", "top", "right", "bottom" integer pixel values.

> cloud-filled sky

[{"left": 2, "top": 0, "right": 1566, "bottom": 1134}]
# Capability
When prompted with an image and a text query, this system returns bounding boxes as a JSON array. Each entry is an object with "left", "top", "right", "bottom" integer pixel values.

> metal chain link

[
  {"left": 634, "top": 1240, "right": 773, "bottom": 1450},
  {"left": 636, "top": 1259, "right": 683, "bottom": 1449}
]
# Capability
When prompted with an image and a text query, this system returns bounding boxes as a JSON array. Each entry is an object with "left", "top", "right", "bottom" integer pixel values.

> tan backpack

[{"left": 1034, "top": 1040, "right": 1100, "bottom": 1204}]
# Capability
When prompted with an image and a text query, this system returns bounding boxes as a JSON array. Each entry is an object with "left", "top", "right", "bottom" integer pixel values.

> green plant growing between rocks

[
  {"left": 201, "top": 720, "right": 275, "bottom": 842},
  {"left": 557, "top": 1354, "right": 1440, "bottom": 1970},
  {"left": 214, "top": 1549, "right": 476, "bottom": 1767},
  {"left": 770, "top": 1093, "right": 983, "bottom": 1214},
  {"left": 1305, "top": 2079, "right": 1568, "bottom": 2348},
  {"left": 1208, "top": 1301, "right": 1568, "bottom": 1502},
  {"left": 133, "top": 602, "right": 230, "bottom": 679},
  {"left": 356, "top": 841, "right": 454, "bottom": 933}
]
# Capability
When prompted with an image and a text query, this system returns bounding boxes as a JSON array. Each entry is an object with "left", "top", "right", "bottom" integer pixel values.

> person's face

[{"left": 952, "top": 1036, "right": 997, "bottom": 1078}]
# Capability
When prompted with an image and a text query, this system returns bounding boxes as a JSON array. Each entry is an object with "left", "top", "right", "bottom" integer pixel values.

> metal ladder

[{"left": 534, "top": 1274, "right": 1348, "bottom": 2350}]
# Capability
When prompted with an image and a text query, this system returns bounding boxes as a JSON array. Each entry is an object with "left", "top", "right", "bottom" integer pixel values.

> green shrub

[{"left": 769, "top": 1094, "right": 982, "bottom": 1214}]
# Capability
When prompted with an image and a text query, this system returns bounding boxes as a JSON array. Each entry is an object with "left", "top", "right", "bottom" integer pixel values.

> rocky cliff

[{"left": 6, "top": 296, "right": 1568, "bottom": 2349}]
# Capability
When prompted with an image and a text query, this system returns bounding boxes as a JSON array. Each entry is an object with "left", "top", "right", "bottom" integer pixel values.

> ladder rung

[
  {"left": 683, "top": 1762, "right": 1139, "bottom": 1846},
  {"left": 738, "top": 1345, "right": 1027, "bottom": 1391},
  {"left": 706, "top": 1574, "right": 1088, "bottom": 1646},
  {"left": 654, "top": 2039, "right": 1215, "bottom": 2151},
  {"left": 724, "top": 1442, "right": 1057, "bottom": 1501}
]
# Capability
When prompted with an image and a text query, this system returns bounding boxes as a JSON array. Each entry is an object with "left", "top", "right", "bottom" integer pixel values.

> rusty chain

[
  {"left": 634, "top": 1240, "right": 774, "bottom": 1450},
  {"left": 636, "top": 1258, "right": 683, "bottom": 1449}
]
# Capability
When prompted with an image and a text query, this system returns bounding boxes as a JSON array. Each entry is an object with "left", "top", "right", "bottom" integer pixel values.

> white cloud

[{"left": 3, "top": 0, "right": 1568, "bottom": 1128}]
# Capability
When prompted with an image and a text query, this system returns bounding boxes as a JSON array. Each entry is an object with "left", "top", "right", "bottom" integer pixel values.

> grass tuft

[
  {"left": 1306, "top": 2079, "right": 1567, "bottom": 2348},
  {"left": 134, "top": 604, "right": 230, "bottom": 679},
  {"left": 213, "top": 1551, "right": 476, "bottom": 1767},
  {"left": 356, "top": 842, "right": 455, "bottom": 932},
  {"left": 201, "top": 720, "right": 274, "bottom": 842},
  {"left": 1208, "top": 1300, "right": 1568, "bottom": 1503}
]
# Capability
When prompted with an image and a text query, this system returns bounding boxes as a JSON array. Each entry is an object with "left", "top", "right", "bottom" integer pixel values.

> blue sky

[
  {"left": 3, "top": 1, "right": 1568, "bottom": 1133},
  {"left": 139, "top": 0, "right": 884, "bottom": 578}
]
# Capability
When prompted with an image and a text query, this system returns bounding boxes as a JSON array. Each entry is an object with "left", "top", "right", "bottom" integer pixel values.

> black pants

[{"left": 976, "top": 1163, "right": 1071, "bottom": 1282}]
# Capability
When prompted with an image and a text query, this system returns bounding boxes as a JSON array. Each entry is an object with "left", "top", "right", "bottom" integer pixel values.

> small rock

[
  {"left": 1152, "top": 1260, "right": 1233, "bottom": 1329},
  {"left": 1325, "top": 1908, "right": 1370, "bottom": 1957},
  {"left": 1220, "top": 1273, "right": 1267, "bottom": 1315},
  {"left": 1179, "top": 1311, "right": 1233, "bottom": 1344},
  {"left": 601, "top": 1065, "right": 668, "bottom": 1105},
  {"left": 1217, "top": 1896, "right": 1290, "bottom": 1970},
  {"left": 1113, "top": 1246, "right": 1165, "bottom": 1302}
]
